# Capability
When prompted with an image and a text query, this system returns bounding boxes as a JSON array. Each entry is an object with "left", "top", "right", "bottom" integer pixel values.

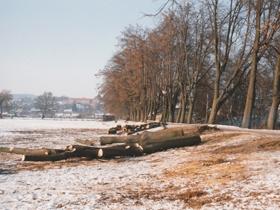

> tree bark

[
  {"left": 187, "top": 92, "right": 196, "bottom": 124},
  {"left": 242, "top": 0, "right": 262, "bottom": 128},
  {"left": 208, "top": 0, "right": 221, "bottom": 124},
  {"left": 143, "top": 134, "right": 201, "bottom": 154},
  {"left": 208, "top": 98, "right": 220, "bottom": 124},
  {"left": 0, "top": 147, "right": 64, "bottom": 156},
  {"left": 100, "top": 127, "right": 184, "bottom": 145},
  {"left": 1, "top": 128, "right": 203, "bottom": 162},
  {"left": 267, "top": 53, "right": 280, "bottom": 129},
  {"left": 0, "top": 105, "right": 3, "bottom": 119}
]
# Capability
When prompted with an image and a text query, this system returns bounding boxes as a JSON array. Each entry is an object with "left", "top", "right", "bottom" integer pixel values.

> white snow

[
  {"left": 216, "top": 124, "right": 280, "bottom": 135},
  {"left": 0, "top": 118, "right": 118, "bottom": 132}
]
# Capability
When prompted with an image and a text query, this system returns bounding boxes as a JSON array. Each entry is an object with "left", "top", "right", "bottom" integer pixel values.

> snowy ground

[{"left": 0, "top": 118, "right": 280, "bottom": 209}]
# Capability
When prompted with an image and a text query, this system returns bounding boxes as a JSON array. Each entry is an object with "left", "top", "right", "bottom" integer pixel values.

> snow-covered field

[
  {"left": 0, "top": 118, "right": 118, "bottom": 132},
  {"left": 0, "top": 118, "right": 280, "bottom": 209}
]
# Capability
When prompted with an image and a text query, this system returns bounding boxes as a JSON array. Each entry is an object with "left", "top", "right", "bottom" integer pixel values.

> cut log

[
  {"left": 100, "top": 127, "right": 185, "bottom": 145},
  {"left": 0, "top": 147, "right": 64, "bottom": 156},
  {"left": 107, "top": 122, "right": 166, "bottom": 135},
  {"left": 16, "top": 143, "right": 143, "bottom": 161},
  {"left": 22, "top": 151, "right": 74, "bottom": 161},
  {"left": 100, "top": 135, "right": 138, "bottom": 145},
  {"left": 142, "top": 134, "right": 201, "bottom": 154},
  {"left": 0, "top": 127, "right": 201, "bottom": 162},
  {"left": 65, "top": 145, "right": 103, "bottom": 158},
  {"left": 75, "top": 139, "right": 98, "bottom": 146},
  {"left": 98, "top": 143, "right": 143, "bottom": 158}
]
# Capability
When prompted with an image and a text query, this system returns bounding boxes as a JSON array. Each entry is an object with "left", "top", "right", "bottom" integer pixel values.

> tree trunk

[
  {"left": 267, "top": 53, "right": 280, "bottom": 129},
  {"left": 176, "top": 91, "right": 187, "bottom": 123},
  {"left": 187, "top": 100, "right": 194, "bottom": 124},
  {"left": 100, "top": 127, "right": 185, "bottom": 145},
  {"left": 208, "top": 98, "right": 219, "bottom": 124},
  {"left": 167, "top": 96, "right": 173, "bottom": 122},
  {"left": 1, "top": 129, "right": 201, "bottom": 162},
  {"left": 4, "top": 143, "right": 142, "bottom": 161},
  {"left": 0, "top": 147, "right": 64, "bottom": 156},
  {"left": 180, "top": 99, "right": 187, "bottom": 123},
  {"left": 242, "top": 0, "right": 261, "bottom": 128},
  {"left": 176, "top": 93, "right": 183, "bottom": 123},
  {"left": 161, "top": 97, "right": 168, "bottom": 122},
  {"left": 0, "top": 105, "right": 3, "bottom": 119},
  {"left": 176, "top": 106, "right": 182, "bottom": 123},
  {"left": 22, "top": 151, "right": 78, "bottom": 161},
  {"left": 142, "top": 134, "right": 201, "bottom": 154},
  {"left": 208, "top": 0, "right": 221, "bottom": 124},
  {"left": 187, "top": 92, "right": 196, "bottom": 124}
]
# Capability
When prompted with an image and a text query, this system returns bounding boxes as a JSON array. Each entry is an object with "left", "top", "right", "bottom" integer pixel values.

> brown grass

[
  {"left": 165, "top": 155, "right": 247, "bottom": 185},
  {"left": 100, "top": 152, "right": 247, "bottom": 208},
  {"left": 213, "top": 136, "right": 280, "bottom": 154},
  {"left": 101, "top": 182, "right": 233, "bottom": 209},
  {"left": 99, "top": 184, "right": 210, "bottom": 209},
  {"left": 15, "top": 158, "right": 100, "bottom": 171},
  {"left": 202, "top": 132, "right": 245, "bottom": 144}
]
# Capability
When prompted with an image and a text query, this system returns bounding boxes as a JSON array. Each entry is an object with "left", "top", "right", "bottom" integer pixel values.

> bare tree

[
  {"left": 0, "top": 90, "right": 13, "bottom": 118},
  {"left": 267, "top": 47, "right": 280, "bottom": 129},
  {"left": 241, "top": 0, "right": 263, "bottom": 128},
  {"left": 206, "top": 0, "right": 251, "bottom": 124},
  {"left": 35, "top": 92, "right": 57, "bottom": 119},
  {"left": 98, "top": 0, "right": 280, "bottom": 127},
  {"left": 242, "top": 0, "right": 280, "bottom": 128}
]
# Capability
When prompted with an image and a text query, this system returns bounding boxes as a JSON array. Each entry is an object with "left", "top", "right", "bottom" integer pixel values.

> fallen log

[
  {"left": 75, "top": 139, "right": 98, "bottom": 146},
  {"left": 21, "top": 145, "right": 103, "bottom": 161},
  {"left": 22, "top": 151, "right": 75, "bottom": 161},
  {"left": 142, "top": 134, "right": 201, "bottom": 154},
  {"left": 4, "top": 143, "right": 143, "bottom": 161},
  {"left": 0, "top": 127, "right": 201, "bottom": 162},
  {"left": 0, "top": 147, "right": 64, "bottom": 156},
  {"left": 98, "top": 143, "right": 143, "bottom": 158},
  {"left": 100, "top": 127, "right": 185, "bottom": 145},
  {"left": 66, "top": 144, "right": 142, "bottom": 158},
  {"left": 107, "top": 122, "right": 166, "bottom": 135},
  {"left": 100, "top": 135, "right": 138, "bottom": 145}
]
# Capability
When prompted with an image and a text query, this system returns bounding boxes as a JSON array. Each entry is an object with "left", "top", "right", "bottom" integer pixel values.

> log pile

[
  {"left": 108, "top": 122, "right": 166, "bottom": 135},
  {"left": 0, "top": 126, "right": 201, "bottom": 162}
]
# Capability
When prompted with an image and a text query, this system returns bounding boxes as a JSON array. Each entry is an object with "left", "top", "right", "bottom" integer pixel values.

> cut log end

[{"left": 98, "top": 149, "right": 103, "bottom": 158}]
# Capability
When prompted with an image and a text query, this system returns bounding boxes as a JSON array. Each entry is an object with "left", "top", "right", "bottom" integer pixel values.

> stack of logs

[
  {"left": 0, "top": 124, "right": 202, "bottom": 162},
  {"left": 108, "top": 122, "right": 166, "bottom": 135}
]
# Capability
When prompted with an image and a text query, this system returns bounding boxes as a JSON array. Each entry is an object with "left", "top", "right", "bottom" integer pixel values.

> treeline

[{"left": 99, "top": 0, "right": 280, "bottom": 129}]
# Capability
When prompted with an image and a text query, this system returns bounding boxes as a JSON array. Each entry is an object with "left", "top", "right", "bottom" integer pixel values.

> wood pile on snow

[{"left": 0, "top": 123, "right": 202, "bottom": 162}]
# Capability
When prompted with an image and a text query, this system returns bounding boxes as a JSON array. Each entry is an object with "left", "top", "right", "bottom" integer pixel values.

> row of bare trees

[{"left": 99, "top": 0, "right": 280, "bottom": 129}]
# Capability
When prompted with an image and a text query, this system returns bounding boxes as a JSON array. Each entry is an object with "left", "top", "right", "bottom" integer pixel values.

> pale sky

[{"left": 0, "top": 0, "right": 163, "bottom": 98}]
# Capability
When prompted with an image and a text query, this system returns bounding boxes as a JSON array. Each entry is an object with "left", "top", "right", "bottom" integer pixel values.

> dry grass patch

[
  {"left": 202, "top": 132, "right": 246, "bottom": 144},
  {"left": 110, "top": 183, "right": 234, "bottom": 209},
  {"left": 16, "top": 158, "right": 99, "bottom": 171},
  {"left": 101, "top": 184, "right": 210, "bottom": 209},
  {"left": 165, "top": 155, "right": 247, "bottom": 186},
  {"left": 213, "top": 135, "right": 280, "bottom": 154}
]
